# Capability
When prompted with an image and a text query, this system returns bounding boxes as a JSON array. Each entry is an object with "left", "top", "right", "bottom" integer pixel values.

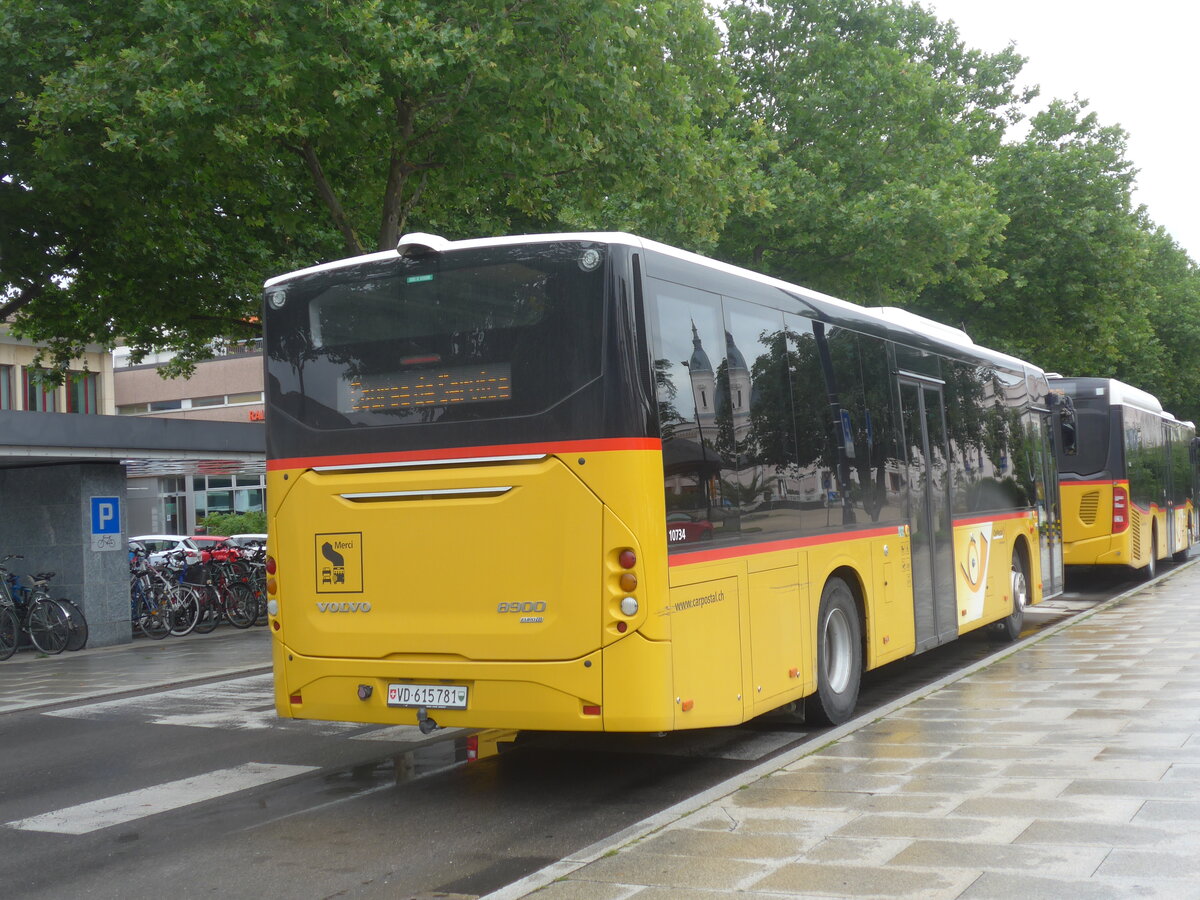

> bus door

[
  {"left": 899, "top": 378, "right": 957, "bottom": 651},
  {"left": 1033, "top": 411, "right": 1065, "bottom": 597},
  {"left": 1164, "top": 423, "right": 1178, "bottom": 557}
]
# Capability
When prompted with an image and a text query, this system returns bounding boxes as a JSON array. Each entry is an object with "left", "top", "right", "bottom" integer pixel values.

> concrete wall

[{"left": 0, "top": 463, "right": 130, "bottom": 648}]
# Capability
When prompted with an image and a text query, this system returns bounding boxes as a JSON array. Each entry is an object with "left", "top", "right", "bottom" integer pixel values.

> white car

[{"left": 129, "top": 534, "right": 203, "bottom": 567}]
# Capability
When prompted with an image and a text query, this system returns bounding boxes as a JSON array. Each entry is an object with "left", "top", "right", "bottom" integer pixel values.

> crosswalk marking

[
  {"left": 46, "top": 674, "right": 362, "bottom": 735},
  {"left": 6, "top": 763, "right": 318, "bottom": 835}
]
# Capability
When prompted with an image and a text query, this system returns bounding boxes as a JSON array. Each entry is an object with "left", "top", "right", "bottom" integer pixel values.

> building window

[
  {"left": 66, "top": 370, "right": 99, "bottom": 414},
  {"left": 227, "top": 391, "right": 263, "bottom": 405},
  {"left": 0, "top": 365, "right": 12, "bottom": 410},
  {"left": 23, "top": 367, "right": 57, "bottom": 411}
]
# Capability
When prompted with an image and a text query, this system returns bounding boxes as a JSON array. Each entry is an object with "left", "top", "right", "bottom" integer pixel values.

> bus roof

[
  {"left": 266, "top": 231, "right": 1047, "bottom": 380},
  {"left": 1049, "top": 376, "right": 1165, "bottom": 416}
]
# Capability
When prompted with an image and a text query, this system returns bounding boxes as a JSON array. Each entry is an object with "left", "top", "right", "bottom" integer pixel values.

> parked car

[
  {"left": 666, "top": 513, "right": 714, "bottom": 544},
  {"left": 128, "top": 534, "right": 203, "bottom": 566}
]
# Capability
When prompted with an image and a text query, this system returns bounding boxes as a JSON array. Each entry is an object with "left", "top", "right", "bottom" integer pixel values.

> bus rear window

[{"left": 266, "top": 243, "right": 606, "bottom": 429}]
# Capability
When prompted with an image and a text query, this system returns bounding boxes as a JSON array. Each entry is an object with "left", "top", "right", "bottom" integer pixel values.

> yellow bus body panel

[{"left": 952, "top": 514, "right": 1042, "bottom": 632}]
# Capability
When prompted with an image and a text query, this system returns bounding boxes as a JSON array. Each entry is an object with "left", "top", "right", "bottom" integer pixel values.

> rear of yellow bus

[
  {"left": 1054, "top": 382, "right": 1133, "bottom": 567},
  {"left": 263, "top": 235, "right": 675, "bottom": 733}
]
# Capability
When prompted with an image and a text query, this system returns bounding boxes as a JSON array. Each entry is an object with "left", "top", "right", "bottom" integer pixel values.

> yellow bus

[
  {"left": 1049, "top": 376, "right": 1197, "bottom": 578},
  {"left": 263, "top": 233, "right": 1064, "bottom": 733}
]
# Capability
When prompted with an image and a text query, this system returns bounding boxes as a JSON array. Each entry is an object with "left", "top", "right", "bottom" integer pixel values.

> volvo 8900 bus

[
  {"left": 1049, "top": 376, "right": 1197, "bottom": 578},
  {"left": 263, "top": 233, "right": 1065, "bottom": 733}
]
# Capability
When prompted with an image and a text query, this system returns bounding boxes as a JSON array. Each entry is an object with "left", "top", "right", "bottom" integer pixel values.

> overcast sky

[{"left": 925, "top": 0, "right": 1199, "bottom": 262}]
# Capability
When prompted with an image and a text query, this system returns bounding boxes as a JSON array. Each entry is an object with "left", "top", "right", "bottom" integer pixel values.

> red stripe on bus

[
  {"left": 668, "top": 527, "right": 899, "bottom": 566},
  {"left": 1061, "top": 479, "right": 1128, "bottom": 487},
  {"left": 952, "top": 511, "right": 1033, "bottom": 527},
  {"left": 267, "top": 438, "right": 662, "bottom": 471}
]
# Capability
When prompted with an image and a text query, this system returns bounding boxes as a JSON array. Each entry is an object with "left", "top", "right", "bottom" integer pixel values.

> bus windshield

[
  {"left": 265, "top": 243, "right": 607, "bottom": 431},
  {"left": 1053, "top": 382, "right": 1112, "bottom": 476}
]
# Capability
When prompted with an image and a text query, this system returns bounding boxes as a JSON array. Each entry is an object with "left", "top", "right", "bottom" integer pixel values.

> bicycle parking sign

[{"left": 90, "top": 496, "right": 122, "bottom": 552}]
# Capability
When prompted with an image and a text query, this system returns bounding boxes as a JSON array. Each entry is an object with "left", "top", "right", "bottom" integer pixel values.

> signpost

[{"left": 90, "top": 496, "right": 122, "bottom": 552}]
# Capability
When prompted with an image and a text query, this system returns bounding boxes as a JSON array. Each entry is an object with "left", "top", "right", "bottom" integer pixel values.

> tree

[
  {"left": 1, "top": 0, "right": 745, "bottom": 373},
  {"left": 1135, "top": 224, "right": 1200, "bottom": 424},
  {"left": 924, "top": 99, "right": 1158, "bottom": 381},
  {"left": 717, "top": 0, "right": 1030, "bottom": 305}
]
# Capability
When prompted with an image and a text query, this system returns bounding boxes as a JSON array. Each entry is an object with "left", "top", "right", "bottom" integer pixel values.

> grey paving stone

[
  {"left": 730, "top": 785, "right": 870, "bottom": 811},
  {"left": 1062, "top": 778, "right": 1200, "bottom": 800},
  {"left": 1133, "top": 799, "right": 1200, "bottom": 826},
  {"left": 634, "top": 826, "right": 809, "bottom": 861},
  {"left": 958, "top": 870, "right": 1182, "bottom": 898},
  {"left": 886, "top": 838, "right": 1109, "bottom": 877},
  {"left": 628, "top": 888, "right": 841, "bottom": 900},
  {"left": 764, "top": 771, "right": 904, "bottom": 794},
  {"left": 799, "top": 836, "right": 914, "bottom": 866},
  {"left": 1096, "top": 849, "right": 1200, "bottom": 879},
  {"left": 751, "top": 860, "right": 979, "bottom": 899},
  {"left": 526, "top": 882, "right": 638, "bottom": 900},
  {"left": 785, "top": 756, "right": 920, "bottom": 776},
  {"left": 834, "top": 812, "right": 1027, "bottom": 844},
  {"left": 569, "top": 852, "right": 765, "bottom": 892},
  {"left": 1014, "top": 818, "right": 1197, "bottom": 849},
  {"left": 1006, "top": 760, "right": 1172, "bottom": 781}
]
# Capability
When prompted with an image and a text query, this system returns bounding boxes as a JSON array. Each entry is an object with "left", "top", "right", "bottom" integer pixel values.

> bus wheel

[
  {"left": 805, "top": 576, "right": 862, "bottom": 726},
  {"left": 995, "top": 551, "right": 1028, "bottom": 643},
  {"left": 1144, "top": 532, "right": 1158, "bottom": 581}
]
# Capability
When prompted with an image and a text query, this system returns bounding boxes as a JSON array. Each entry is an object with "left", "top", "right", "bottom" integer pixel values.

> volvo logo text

[{"left": 316, "top": 601, "right": 372, "bottom": 613}]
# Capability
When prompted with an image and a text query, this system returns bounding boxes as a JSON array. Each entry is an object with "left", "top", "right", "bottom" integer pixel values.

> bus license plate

[{"left": 386, "top": 683, "right": 468, "bottom": 709}]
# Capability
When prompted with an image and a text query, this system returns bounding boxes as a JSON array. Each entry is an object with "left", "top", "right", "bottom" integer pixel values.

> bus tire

[
  {"left": 805, "top": 576, "right": 862, "bottom": 726},
  {"left": 995, "top": 550, "right": 1028, "bottom": 643},
  {"left": 1144, "top": 531, "right": 1158, "bottom": 581}
]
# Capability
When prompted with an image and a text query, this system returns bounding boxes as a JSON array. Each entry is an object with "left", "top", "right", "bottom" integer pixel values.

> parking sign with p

[{"left": 90, "top": 496, "right": 122, "bottom": 551}]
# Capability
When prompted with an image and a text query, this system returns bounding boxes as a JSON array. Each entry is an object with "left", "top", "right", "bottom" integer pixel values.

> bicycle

[
  {"left": 130, "top": 548, "right": 171, "bottom": 639},
  {"left": 1, "top": 556, "right": 71, "bottom": 655}
]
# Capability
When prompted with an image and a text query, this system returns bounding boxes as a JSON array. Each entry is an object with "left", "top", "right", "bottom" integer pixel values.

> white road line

[
  {"left": 45, "top": 674, "right": 362, "bottom": 735},
  {"left": 6, "top": 762, "right": 318, "bottom": 835}
]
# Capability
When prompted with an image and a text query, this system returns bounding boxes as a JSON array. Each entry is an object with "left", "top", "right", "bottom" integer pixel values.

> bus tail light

[
  {"left": 266, "top": 555, "right": 277, "bottom": 574},
  {"left": 466, "top": 734, "right": 478, "bottom": 762},
  {"left": 1112, "top": 486, "right": 1129, "bottom": 533}
]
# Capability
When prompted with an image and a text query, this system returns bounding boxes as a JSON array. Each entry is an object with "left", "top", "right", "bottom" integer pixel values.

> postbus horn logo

[{"left": 961, "top": 532, "right": 989, "bottom": 592}]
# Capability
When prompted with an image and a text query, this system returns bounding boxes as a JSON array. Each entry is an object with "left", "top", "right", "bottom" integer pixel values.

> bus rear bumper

[{"left": 271, "top": 637, "right": 675, "bottom": 732}]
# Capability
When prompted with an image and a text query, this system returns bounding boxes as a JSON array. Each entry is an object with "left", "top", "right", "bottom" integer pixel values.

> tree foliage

[
  {"left": 716, "top": 0, "right": 1029, "bottom": 305},
  {"left": 4, "top": 0, "right": 1200, "bottom": 424},
  {"left": 1, "top": 0, "right": 745, "bottom": 374}
]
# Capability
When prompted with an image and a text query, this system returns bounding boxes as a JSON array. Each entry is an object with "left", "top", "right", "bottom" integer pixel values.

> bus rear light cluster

[
  {"left": 266, "top": 554, "right": 279, "bottom": 596},
  {"left": 1112, "top": 486, "right": 1129, "bottom": 534},
  {"left": 606, "top": 547, "right": 642, "bottom": 636}
]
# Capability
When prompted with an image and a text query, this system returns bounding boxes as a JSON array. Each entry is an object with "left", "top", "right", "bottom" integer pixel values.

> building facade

[
  {"left": 0, "top": 326, "right": 115, "bottom": 415},
  {"left": 113, "top": 346, "right": 266, "bottom": 534}
]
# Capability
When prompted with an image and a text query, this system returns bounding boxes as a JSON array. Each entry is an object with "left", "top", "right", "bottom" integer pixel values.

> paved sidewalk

[
  {"left": 492, "top": 562, "right": 1200, "bottom": 900},
  {"left": 0, "top": 627, "right": 271, "bottom": 714}
]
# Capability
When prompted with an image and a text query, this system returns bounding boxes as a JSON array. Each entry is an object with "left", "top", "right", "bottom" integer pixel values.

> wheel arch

[
  {"left": 1011, "top": 532, "right": 1033, "bottom": 581},
  {"left": 827, "top": 564, "right": 868, "bottom": 657}
]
